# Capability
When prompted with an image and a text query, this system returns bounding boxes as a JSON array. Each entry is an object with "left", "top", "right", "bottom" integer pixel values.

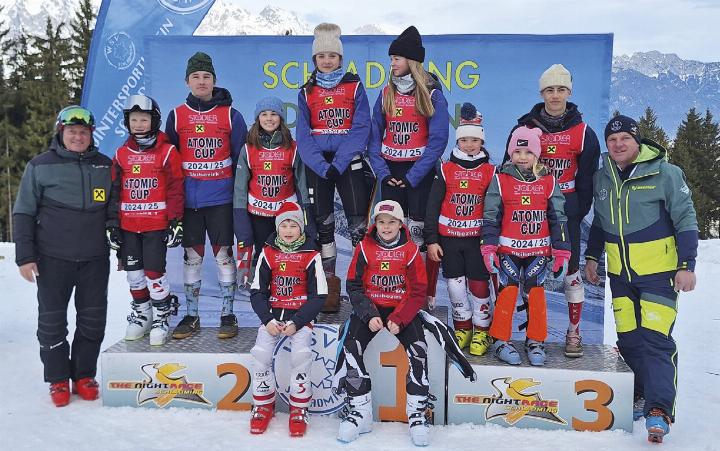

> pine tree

[
  {"left": 68, "top": 0, "right": 97, "bottom": 104},
  {"left": 22, "top": 18, "right": 73, "bottom": 154},
  {"left": 672, "top": 108, "right": 720, "bottom": 238},
  {"left": 637, "top": 107, "right": 670, "bottom": 150}
]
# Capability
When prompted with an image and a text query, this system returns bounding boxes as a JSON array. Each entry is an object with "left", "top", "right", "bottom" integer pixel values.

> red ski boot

[
  {"left": 250, "top": 403, "right": 275, "bottom": 434},
  {"left": 73, "top": 377, "right": 99, "bottom": 400},
  {"left": 50, "top": 380, "right": 70, "bottom": 407},
  {"left": 289, "top": 406, "right": 308, "bottom": 437}
]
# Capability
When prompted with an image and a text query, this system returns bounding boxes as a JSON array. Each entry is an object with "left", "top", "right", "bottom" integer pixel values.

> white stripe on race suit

[
  {"left": 247, "top": 192, "right": 298, "bottom": 213},
  {"left": 499, "top": 235, "right": 551, "bottom": 250},
  {"left": 559, "top": 179, "right": 575, "bottom": 190},
  {"left": 311, "top": 129, "right": 349, "bottom": 135},
  {"left": 121, "top": 201, "right": 167, "bottom": 212},
  {"left": 181, "top": 158, "right": 233, "bottom": 171},
  {"left": 380, "top": 144, "right": 426, "bottom": 161},
  {"left": 438, "top": 215, "right": 483, "bottom": 230}
]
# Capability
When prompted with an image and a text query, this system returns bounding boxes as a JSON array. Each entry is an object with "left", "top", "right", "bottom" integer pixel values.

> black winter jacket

[{"left": 13, "top": 136, "right": 113, "bottom": 265}]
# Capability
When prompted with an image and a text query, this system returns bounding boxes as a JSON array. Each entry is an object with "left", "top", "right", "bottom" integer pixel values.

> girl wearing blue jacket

[
  {"left": 297, "top": 23, "right": 373, "bottom": 310},
  {"left": 368, "top": 26, "right": 450, "bottom": 252}
]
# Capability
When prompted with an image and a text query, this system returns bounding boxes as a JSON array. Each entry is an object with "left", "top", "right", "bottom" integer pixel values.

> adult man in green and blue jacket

[{"left": 585, "top": 115, "right": 697, "bottom": 442}]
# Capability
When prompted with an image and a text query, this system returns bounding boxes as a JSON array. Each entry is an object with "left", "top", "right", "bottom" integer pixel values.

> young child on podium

[{"left": 248, "top": 202, "right": 326, "bottom": 437}]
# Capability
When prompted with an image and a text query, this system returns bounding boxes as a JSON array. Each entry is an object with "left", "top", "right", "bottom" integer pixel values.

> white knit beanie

[
  {"left": 312, "top": 23, "right": 343, "bottom": 57},
  {"left": 539, "top": 64, "right": 572, "bottom": 92}
]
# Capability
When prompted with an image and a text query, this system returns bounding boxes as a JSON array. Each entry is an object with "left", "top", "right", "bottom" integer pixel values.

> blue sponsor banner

[
  {"left": 144, "top": 33, "right": 612, "bottom": 163},
  {"left": 82, "top": 0, "right": 215, "bottom": 153}
]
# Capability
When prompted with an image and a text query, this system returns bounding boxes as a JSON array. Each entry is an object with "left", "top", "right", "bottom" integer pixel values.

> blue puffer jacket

[
  {"left": 165, "top": 87, "right": 247, "bottom": 209},
  {"left": 296, "top": 72, "right": 371, "bottom": 177}
]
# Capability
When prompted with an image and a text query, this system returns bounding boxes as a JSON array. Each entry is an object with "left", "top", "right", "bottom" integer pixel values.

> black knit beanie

[
  {"left": 388, "top": 26, "right": 425, "bottom": 62},
  {"left": 186, "top": 52, "right": 216, "bottom": 79},
  {"left": 605, "top": 115, "right": 641, "bottom": 144}
]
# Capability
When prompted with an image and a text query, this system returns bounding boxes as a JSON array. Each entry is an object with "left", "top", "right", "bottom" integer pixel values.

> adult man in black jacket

[{"left": 14, "top": 106, "right": 114, "bottom": 407}]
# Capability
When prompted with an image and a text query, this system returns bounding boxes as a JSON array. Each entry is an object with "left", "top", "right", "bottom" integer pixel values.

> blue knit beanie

[{"left": 254, "top": 96, "right": 286, "bottom": 122}]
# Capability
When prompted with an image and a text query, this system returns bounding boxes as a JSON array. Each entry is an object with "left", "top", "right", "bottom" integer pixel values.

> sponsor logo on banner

[
  {"left": 108, "top": 363, "right": 212, "bottom": 408},
  {"left": 104, "top": 32, "right": 136, "bottom": 70},
  {"left": 157, "top": 0, "right": 213, "bottom": 14},
  {"left": 272, "top": 324, "right": 344, "bottom": 414},
  {"left": 453, "top": 377, "right": 567, "bottom": 426}
]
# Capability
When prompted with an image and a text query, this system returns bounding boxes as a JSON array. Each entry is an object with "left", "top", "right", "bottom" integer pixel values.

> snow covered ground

[{"left": 0, "top": 240, "right": 717, "bottom": 450}]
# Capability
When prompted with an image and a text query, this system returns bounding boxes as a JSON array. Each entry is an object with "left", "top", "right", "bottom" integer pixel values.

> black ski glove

[
  {"left": 166, "top": 219, "right": 183, "bottom": 248},
  {"left": 106, "top": 227, "right": 122, "bottom": 251}
]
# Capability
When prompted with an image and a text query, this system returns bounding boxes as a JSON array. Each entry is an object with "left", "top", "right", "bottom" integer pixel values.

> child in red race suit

[
  {"left": 107, "top": 95, "right": 184, "bottom": 346},
  {"left": 482, "top": 126, "right": 570, "bottom": 366},
  {"left": 233, "top": 96, "right": 313, "bottom": 288},
  {"left": 425, "top": 103, "right": 495, "bottom": 356},
  {"left": 337, "top": 200, "right": 433, "bottom": 446},
  {"left": 248, "top": 202, "right": 327, "bottom": 437},
  {"left": 368, "top": 26, "right": 449, "bottom": 255},
  {"left": 297, "top": 23, "right": 374, "bottom": 311},
  {"left": 165, "top": 52, "right": 248, "bottom": 340}
]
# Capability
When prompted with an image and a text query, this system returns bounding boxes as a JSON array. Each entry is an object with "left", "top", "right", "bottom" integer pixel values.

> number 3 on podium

[{"left": 573, "top": 379, "right": 614, "bottom": 431}]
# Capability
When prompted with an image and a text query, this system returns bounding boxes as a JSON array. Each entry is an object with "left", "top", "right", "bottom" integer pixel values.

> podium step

[{"left": 448, "top": 343, "right": 634, "bottom": 432}]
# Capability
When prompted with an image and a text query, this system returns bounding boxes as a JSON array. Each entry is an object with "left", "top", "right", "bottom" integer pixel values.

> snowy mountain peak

[
  {"left": 613, "top": 51, "right": 718, "bottom": 80},
  {"left": 0, "top": 0, "right": 99, "bottom": 37},
  {"left": 195, "top": 1, "right": 311, "bottom": 36}
]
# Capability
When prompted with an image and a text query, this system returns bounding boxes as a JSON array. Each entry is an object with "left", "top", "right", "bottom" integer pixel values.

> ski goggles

[
  {"left": 57, "top": 106, "right": 95, "bottom": 129},
  {"left": 124, "top": 95, "right": 154, "bottom": 112}
]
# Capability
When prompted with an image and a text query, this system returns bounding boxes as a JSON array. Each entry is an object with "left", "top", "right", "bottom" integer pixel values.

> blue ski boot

[
  {"left": 525, "top": 339, "right": 546, "bottom": 366},
  {"left": 493, "top": 340, "right": 521, "bottom": 365},
  {"left": 646, "top": 408, "right": 671, "bottom": 443}
]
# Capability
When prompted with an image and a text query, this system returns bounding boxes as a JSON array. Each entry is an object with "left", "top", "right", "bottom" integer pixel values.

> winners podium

[
  {"left": 101, "top": 303, "right": 633, "bottom": 431},
  {"left": 102, "top": 303, "right": 449, "bottom": 422}
]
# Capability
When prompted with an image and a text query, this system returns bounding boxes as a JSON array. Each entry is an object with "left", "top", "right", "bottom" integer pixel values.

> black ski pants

[
  {"left": 36, "top": 254, "right": 109, "bottom": 383},
  {"left": 341, "top": 308, "right": 429, "bottom": 398}
]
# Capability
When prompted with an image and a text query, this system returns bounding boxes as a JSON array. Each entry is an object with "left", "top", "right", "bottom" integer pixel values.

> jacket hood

[
  {"left": 517, "top": 102, "right": 583, "bottom": 133},
  {"left": 426, "top": 71, "right": 443, "bottom": 92},
  {"left": 602, "top": 137, "right": 668, "bottom": 179},
  {"left": 50, "top": 134, "right": 100, "bottom": 160},
  {"left": 185, "top": 87, "right": 233, "bottom": 111}
]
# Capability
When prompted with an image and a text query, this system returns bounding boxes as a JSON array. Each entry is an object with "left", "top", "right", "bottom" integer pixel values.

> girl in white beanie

[{"left": 296, "top": 22, "right": 374, "bottom": 313}]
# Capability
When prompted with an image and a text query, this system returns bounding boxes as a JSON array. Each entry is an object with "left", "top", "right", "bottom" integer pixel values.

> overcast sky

[{"left": 228, "top": 0, "right": 719, "bottom": 62}]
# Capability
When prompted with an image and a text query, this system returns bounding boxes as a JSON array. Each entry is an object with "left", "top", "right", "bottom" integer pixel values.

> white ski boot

[
  {"left": 125, "top": 301, "right": 152, "bottom": 341},
  {"left": 337, "top": 393, "right": 373, "bottom": 443},
  {"left": 407, "top": 393, "right": 435, "bottom": 447},
  {"left": 149, "top": 303, "right": 171, "bottom": 346}
]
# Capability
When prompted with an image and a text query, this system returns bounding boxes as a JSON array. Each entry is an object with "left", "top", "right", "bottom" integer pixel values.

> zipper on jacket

[
  {"left": 79, "top": 159, "right": 86, "bottom": 210},
  {"left": 608, "top": 157, "right": 631, "bottom": 281},
  {"left": 625, "top": 191, "right": 630, "bottom": 223}
]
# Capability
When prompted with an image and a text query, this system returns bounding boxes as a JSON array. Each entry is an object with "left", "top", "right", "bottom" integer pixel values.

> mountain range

[{"left": 0, "top": 0, "right": 716, "bottom": 137}]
